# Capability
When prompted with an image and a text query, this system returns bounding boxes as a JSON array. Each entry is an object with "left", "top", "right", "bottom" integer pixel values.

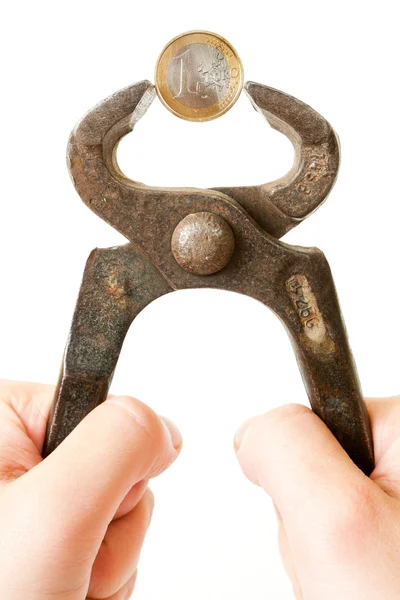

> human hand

[
  {"left": 235, "top": 398, "right": 400, "bottom": 599},
  {"left": 0, "top": 379, "right": 182, "bottom": 600}
]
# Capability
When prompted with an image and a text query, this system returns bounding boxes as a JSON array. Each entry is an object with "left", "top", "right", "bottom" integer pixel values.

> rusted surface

[
  {"left": 215, "top": 82, "right": 340, "bottom": 238},
  {"left": 171, "top": 212, "right": 235, "bottom": 275},
  {"left": 43, "top": 245, "right": 171, "bottom": 455},
  {"left": 44, "top": 80, "right": 374, "bottom": 476}
]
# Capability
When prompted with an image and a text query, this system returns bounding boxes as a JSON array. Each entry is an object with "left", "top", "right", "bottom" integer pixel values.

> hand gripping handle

[{"left": 274, "top": 250, "right": 374, "bottom": 475}]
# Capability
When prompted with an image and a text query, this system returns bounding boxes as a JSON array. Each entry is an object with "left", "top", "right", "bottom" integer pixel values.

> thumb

[
  {"left": 26, "top": 395, "right": 181, "bottom": 540},
  {"left": 234, "top": 404, "right": 382, "bottom": 564}
]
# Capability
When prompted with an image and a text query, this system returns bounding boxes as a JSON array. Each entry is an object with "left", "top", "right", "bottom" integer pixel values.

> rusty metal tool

[{"left": 43, "top": 80, "right": 374, "bottom": 475}]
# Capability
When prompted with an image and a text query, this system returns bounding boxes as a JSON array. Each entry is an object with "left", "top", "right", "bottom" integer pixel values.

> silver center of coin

[{"left": 166, "top": 43, "right": 231, "bottom": 109}]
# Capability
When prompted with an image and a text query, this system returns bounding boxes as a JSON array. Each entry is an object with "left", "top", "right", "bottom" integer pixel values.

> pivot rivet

[{"left": 171, "top": 212, "right": 235, "bottom": 275}]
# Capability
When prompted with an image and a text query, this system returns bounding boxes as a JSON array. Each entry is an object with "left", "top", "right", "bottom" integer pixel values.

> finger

[
  {"left": 365, "top": 396, "right": 400, "bottom": 498},
  {"left": 0, "top": 381, "right": 54, "bottom": 477},
  {"left": 365, "top": 397, "right": 399, "bottom": 462},
  {"left": 114, "top": 479, "right": 148, "bottom": 521},
  {"left": 0, "top": 379, "right": 54, "bottom": 464},
  {"left": 87, "top": 571, "right": 137, "bottom": 600},
  {"left": 89, "top": 489, "right": 153, "bottom": 598},
  {"left": 234, "top": 404, "right": 367, "bottom": 494},
  {"left": 234, "top": 404, "right": 386, "bottom": 566},
  {"left": 0, "top": 380, "right": 54, "bottom": 445},
  {"left": 276, "top": 514, "right": 303, "bottom": 599},
  {"left": 27, "top": 396, "right": 181, "bottom": 544}
]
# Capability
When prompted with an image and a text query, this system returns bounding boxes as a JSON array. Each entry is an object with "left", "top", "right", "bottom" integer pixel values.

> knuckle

[
  {"left": 268, "top": 403, "right": 313, "bottom": 426},
  {"left": 236, "top": 404, "right": 313, "bottom": 486},
  {"left": 259, "top": 403, "right": 312, "bottom": 433},
  {"left": 249, "top": 404, "right": 313, "bottom": 444},
  {"left": 107, "top": 396, "right": 165, "bottom": 444}
]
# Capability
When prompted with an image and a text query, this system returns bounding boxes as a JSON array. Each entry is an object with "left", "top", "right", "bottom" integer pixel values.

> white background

[{"left": 0, "top": 1, "right": 399, "bottom": 598}]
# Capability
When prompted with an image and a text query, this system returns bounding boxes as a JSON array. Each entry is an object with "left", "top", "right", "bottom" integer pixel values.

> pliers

[{"left": 43, "top": 79, "right": 374, "bottom": 476}]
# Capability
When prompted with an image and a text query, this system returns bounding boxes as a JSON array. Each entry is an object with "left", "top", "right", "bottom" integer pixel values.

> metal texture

[
  {"left": 43, "top": 79, "right": 374, "bottom": 476},
  {"left": 43, "top": 245, "right": 171, "bottom": 455},
  {"left": 171, "top": 212, "right": 235, "bottom": 275}
]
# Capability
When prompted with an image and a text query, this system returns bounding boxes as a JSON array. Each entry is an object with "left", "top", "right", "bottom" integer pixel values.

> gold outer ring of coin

[{"left": 155, "top": 31, "right": 244, "bottom": 122}]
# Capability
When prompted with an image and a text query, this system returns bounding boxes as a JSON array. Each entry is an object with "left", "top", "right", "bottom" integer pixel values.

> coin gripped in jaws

[
  {"left": 155, "top": 31, "right": 244, "bottom": 121},
  {"left": 167, "top": 43, "right": 232, "bottom": 109}
]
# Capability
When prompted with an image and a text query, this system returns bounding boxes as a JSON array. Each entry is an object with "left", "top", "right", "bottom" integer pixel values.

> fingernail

[
  {"left": 160, "top": 416, "right": 182, "bottom": 451},
  {"left": 234, "top": 416, "right": 257, "bottom": 451}
]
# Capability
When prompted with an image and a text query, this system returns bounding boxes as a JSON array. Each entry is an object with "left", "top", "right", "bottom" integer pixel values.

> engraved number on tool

[
  {"left": 286, "top": 275, "right": 327, "bottom": 344},
  {"left": 287, "top": 277, "right": 318, "bottom": 329},
  {"left": 297, "top": 153, "right": 331, "bottom": 195}
]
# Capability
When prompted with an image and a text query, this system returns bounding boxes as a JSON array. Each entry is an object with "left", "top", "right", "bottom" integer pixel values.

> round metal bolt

[{"left": 171, "top": 212, "right": 235, "bottom": 275}]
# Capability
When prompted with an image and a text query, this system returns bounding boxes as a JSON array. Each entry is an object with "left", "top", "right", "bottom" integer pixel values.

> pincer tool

[{"left": 43, "top": 74, "right": 374, "bottom": 476}]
